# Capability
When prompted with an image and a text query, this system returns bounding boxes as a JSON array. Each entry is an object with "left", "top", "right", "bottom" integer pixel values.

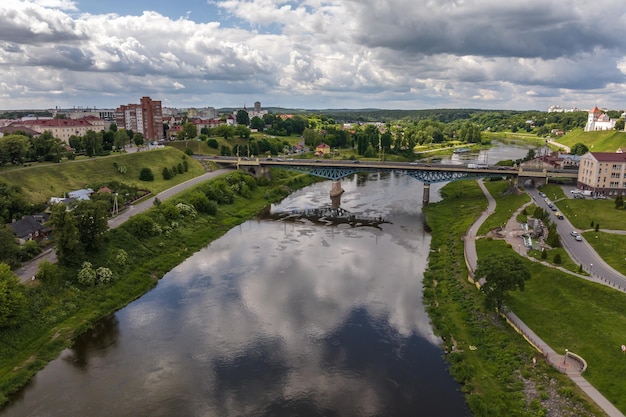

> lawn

[
  {"left": 553, "top": 198, "right": 625, "bottom": 231},
  {"left": 0, "top": 147, "right": 205, "bottom": 204},
  {"left": 478, "top": 179, "right": 530, "bottom": 235},
  {"left": 581, "top": 231, "right": 626, "bottom": 276},
  {"left": 477, "top": 191, "right": 626, "bottom": 411},
  {"left": 554, "top": 129, "right": 626, "bottom": 152}
]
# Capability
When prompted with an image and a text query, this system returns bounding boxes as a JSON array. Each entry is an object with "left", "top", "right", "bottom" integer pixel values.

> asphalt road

[
  {"left": 526, "top": 187, "right": 626, "bottom": 288},
  {"left": 16, "top": 169, "right": 231, "bottom": 283}
]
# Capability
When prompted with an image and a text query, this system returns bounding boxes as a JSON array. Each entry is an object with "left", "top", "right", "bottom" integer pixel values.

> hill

[
  {"left": 553, "top": 129, "right": 626, "bottom": 152},
  {"left": 0, "top": 148, "right": 206, "bottom": 204}
]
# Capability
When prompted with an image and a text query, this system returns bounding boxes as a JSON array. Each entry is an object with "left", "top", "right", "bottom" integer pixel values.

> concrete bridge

[{"left": 201, "top": 156, "right": 578, "bottom": 204}]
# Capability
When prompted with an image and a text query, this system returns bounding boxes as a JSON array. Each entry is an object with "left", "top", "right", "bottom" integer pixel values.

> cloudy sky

[{"left": 1, "top": 0, "right": 626, "bottom": 111}]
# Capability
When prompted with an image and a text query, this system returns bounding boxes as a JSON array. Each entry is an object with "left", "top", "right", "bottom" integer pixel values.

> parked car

[{"left": 554, "top": 211, "right": 564, "bottom": 219}]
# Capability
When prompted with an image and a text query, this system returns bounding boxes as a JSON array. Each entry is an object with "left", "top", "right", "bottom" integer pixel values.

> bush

[
  {"left": 77, "top": 262, "right": 96, "bottom": 286},
  {"left": 184, "top": 147, "right": 194, "bottom": 156},
  {"left": 553, "top": 253, "right": 562, "bottom": 264},
  {"left": 18, "top": 240, "right": 42, "bottom": 261},
  {"left": 541, "top": 250, "right": 547, "bottom": 259},
  {"left": 162, "top": 167, "right": 172, "bottom": 180},
  {"left": 207, "top": 138, "right": 219, "bottom": 149},
  {"left": 126, "top": 214, "right": 156, "bottom": 237},
  {"left": 139, "top": 167, "right": 154, "bottom": 181},
  {"left": 96, "top": 267, "right": 114, "bottom": 285}
]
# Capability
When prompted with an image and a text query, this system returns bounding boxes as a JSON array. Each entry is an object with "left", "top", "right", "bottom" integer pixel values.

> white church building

[{"left": 584, "top": 106, "right": 617, "bottom": 131}]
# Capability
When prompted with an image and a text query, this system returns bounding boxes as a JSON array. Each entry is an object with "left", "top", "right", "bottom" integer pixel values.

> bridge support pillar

[
  {"left": 422, "top": 184, "right": 430, "bottom": 206},
  {"left": 330, "top": 179, "right": 344, "bottom": 196}
]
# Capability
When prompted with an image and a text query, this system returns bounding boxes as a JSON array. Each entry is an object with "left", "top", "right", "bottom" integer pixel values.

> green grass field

[
  {"left": 552, "top": 128, "right": 626, "bottom": 152},
  {"left": 478, "top": 180, "right": 530, "bottom": 235},
  {"left": 0, "top": 148, "right": 205, "bottom": 204},
  {"left": 476, "top": 183, "right": 626, "bottom": 414}
]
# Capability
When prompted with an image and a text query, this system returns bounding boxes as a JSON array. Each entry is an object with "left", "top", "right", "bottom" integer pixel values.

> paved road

[
  {"left": 16, "top": 169, "right": 231, "bottom": 283},
  {"left": 526, "top": 188, "right": 626, "bottom": 289}
]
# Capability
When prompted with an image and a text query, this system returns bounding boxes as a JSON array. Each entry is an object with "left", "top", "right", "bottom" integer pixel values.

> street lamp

[
  {"left": 590, "top": 263, "right": 593, "bottom": 274},
  {"left": 564, "top": 349, "right": 568, "bottom": 365}
]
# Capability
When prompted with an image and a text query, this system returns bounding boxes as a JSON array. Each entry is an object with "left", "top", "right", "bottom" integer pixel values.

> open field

[
  {"left": 478, "top": 179, "right": 530, "bottom": 235},
  {"left": 0, "top": 148, "right": 205, "bottom": 204},
  {"left": 582, "top": 231, "right": 626, "bottom": 276}
]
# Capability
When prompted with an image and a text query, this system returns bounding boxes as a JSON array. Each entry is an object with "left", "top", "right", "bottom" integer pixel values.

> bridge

[{"left": 201, "top": 156, "right": 578, "bottom": 204}]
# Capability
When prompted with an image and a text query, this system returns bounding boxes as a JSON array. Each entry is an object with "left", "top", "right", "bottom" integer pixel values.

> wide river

[{"left": 2, "top": 141, "right": 535, "bottom": 417}]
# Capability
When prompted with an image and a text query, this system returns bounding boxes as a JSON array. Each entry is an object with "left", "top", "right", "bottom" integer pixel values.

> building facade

[
  {"left": 115, "top": 96, "right": 164, "bottom": 141},
  {"left": 9, "top": 118, "right": 98, "bottom": 143},
  {"left": 584, "top": 106, "right": 616, "bottom": 131},
  {"left": 577, "top": 151, "right": 626, "bottom": 196}
]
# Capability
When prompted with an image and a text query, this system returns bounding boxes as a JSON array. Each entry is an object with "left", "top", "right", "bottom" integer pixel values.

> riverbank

[
  {"left": 0, "top": 169, "right": 321, "bottom": 408},
  {"left": 423, "top": 180, "right": 603, "bottom": 416}
]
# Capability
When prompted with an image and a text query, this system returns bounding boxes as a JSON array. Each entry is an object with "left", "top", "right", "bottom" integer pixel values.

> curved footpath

[
  {"left": 15, "top": 169, "right": 231, "bottom": 283},
  {"left": 464, "top": 179, "right": 624, "bottom": 417}
]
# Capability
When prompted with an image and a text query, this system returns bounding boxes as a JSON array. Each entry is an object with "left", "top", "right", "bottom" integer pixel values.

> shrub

[
  {"left": 207, "top": 138, "right": 219, "bottom": 149},
  {"left": 126, "top": 214, "right": 156, "bottom": 237},
  {"left": 553, "top": 253, "right": 562, "bottom": 264},
  {"left": 115, "top": 249, "right": 128, "bottom": 267},
  {"left": 541, "top": 250, "right": 547, "bottom": 259},
  {"left": 187, "top": 191, "right": 211, "bottom": 213},
  {"left": 96, "top": 267, "right": 114, "bottom": 285},
  {"left": 184, "top": 147, "right": 193, "bottom": 156},
  {"left": 161, "top": 204, "right": 181, "bottom": 221},
  {"left": 139, "top": 167, "right": 154, "bottom": 181},
  {"left": 77, "top": 262, "right": 96, "bottom": 286},
  {"left": 162, "top": 167, "right": 172, "bottom": 180}
]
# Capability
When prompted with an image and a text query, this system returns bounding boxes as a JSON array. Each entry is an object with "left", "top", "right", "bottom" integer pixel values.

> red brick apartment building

[{"left": 115, "top": 96, "right": 164, "bottom": 141}]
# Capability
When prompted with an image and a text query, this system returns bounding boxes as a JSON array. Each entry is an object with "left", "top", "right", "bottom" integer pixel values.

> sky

[{"left": 1, "top": 0, "right": 626, "bottom": 111}]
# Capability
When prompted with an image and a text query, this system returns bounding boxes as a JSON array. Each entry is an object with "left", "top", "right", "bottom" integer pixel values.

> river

[{"left": 1, "top": 141, "right": 536, "bottom": 417}]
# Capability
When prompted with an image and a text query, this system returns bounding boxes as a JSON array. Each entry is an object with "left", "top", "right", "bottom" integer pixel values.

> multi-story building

[
  {"left": 584, "top": 106, "right": 616, "bottom": 132},
  {"left": 115, "top": 96, "right": 164, "bottom": 141},
  {"left": 9, "top": 118, "right": 98, "bottom": 144},
  {"left": 577, "top": 151, "right": 626, "bottom": 196}
]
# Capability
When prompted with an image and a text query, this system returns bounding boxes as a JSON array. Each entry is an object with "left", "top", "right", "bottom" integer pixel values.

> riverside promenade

[{"left": 464, "top": 179, "right": 624, "bottom": 417}]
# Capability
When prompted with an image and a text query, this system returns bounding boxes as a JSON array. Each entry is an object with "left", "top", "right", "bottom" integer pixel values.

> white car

[{"left": 575, "top": 235, "right": 583, "bottom": 241}]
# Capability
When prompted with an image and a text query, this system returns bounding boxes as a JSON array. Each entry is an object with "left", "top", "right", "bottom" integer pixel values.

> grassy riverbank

[
  {"left": 0, "top": 169, "right": 320, "bottom": 407},
  {"left": 423, "top": 180, "right": 604, "bottom": 416}
]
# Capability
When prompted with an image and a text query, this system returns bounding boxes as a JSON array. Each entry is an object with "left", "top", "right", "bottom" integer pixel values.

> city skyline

[{"left": 1, "top": 0, "right": 626, "bottom": 111}]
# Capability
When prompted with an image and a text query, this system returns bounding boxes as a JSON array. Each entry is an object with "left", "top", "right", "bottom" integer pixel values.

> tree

[
  {"left": 0, "top": 226, "right": 19, "bottom": 267},
  {"left": 179, "top": 122, "right": 198, "bottom": 140},
  {"left": 569, "top": 143, "right": 589, "bottom": 156},
  {"left": 114, "top": 129, "right": 130, "bottom": 150},
  {"left": 235, "top": 125, "right": 251, "bottom": 138},
  {"left": 49, "top": 203, "right": 82, "bottom": 266},
  {"left": 73, "top": 200, "right": 109, "bottom": 253},
  {"left": 133, "top": 132, "right": 144, "bottom": 147},
  {"left": 0, "top": 263, "right": 27, "bottom": 328},
  {"left": 614, "top": 118, "right": 625, "bottom": 131},
  {"left": 250, "top": 116, "right": 265, "bottom": 131},
  {"left": 213, "top": 124, "right": 235, "bottom": 139},
  {"left": 236, "top": 110, "right": 250, "bottom": 126},
  {"left": 474, "top": 254, "right": 531, "bottom": 312},
  {"left": 0, "top": 134, "right": 31, "bottom": 165},
  {"left": 615, "top": 195, "right": 624, "bottom": 210}
]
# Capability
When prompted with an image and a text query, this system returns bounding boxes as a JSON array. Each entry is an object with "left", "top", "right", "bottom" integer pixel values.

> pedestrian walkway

[{"left": 465, "top": 179, "right": 624, "bottom": 417}]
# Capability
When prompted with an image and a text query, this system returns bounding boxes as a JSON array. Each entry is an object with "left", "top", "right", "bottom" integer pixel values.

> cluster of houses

[{"left": 7, "top": 187, "right": 105, "bottom": 246}]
